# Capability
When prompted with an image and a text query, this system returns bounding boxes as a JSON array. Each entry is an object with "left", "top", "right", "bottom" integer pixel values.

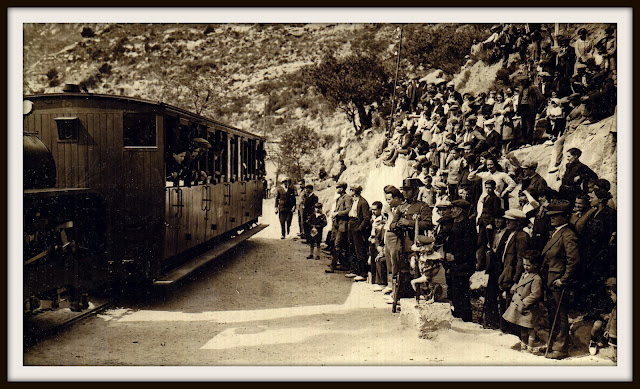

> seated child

[
  {"left": 589, "top": 277, "right": 617, "bottom": 358},
  {"left": 503, "top": 250, "right": 544, "bottom": 352},
  {"left": 410, "top": 235, "right": 445, "bottom": 304}
]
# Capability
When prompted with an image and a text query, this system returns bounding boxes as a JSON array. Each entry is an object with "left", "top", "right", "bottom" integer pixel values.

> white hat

[{"left": 504, "top": 209, "right": 527, "bottom": 219}]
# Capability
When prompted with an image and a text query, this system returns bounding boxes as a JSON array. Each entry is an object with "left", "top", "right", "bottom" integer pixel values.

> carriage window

[
  {"left": 54, "top": 117, "right": 79, "bottom": 141},
  {"left": 124, "top": 113, "right": 157, "bottom": 147}
]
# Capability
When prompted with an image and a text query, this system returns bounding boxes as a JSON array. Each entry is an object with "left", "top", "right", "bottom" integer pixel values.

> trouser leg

[
  {"left": 547, "top": 287, "right": 569, "bottom": 353},
  {"left": 279, "top": 212, "right": 287, "bottom": 237}
]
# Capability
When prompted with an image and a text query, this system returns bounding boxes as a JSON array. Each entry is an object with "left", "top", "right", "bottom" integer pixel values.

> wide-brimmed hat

[
  {"left": 401, "top": 177, "right": 424, "bottom": 190},
  {"left": 547, "top": 199, "right": 572, "bottom": 215},
  {"left": 504, "top": 209, "right": 527, "bottom": 219}
]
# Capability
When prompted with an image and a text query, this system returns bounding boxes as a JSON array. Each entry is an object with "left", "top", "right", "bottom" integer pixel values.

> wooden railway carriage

[{"left": 23, "top": 86, "right": 266, "bottom": 308}]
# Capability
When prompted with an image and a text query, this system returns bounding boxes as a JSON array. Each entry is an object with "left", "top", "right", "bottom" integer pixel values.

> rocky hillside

[{"left": 24, "top": 23, "right": 617, "bottom": 204}]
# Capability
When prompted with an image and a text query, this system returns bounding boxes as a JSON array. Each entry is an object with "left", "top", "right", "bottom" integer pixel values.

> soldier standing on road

[
  {"left": 387, "top": 178, "right": 433, "bottom": 303},
  {"left": 325, "top": 182, "right": 352, "bottom": 273},
  {"left": 275, "top": 177, "right": 297, "bottom": 240}
]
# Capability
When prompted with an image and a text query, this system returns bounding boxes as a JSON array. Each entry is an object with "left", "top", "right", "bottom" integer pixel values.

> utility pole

[{"left": 388, "top": 24, "right": 404, "bottom": 134}]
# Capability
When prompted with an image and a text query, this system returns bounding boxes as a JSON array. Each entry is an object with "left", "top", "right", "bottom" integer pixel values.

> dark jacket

[
  {"left": 445, "top": 217, "right": 478, "bottom": 276},
  {"left": 498, "top": 230, "right": 530, "bottom": 290},
  {"left": 523, "top": 172, "right": 549, "bottom": 197},
  {"left": 541, "top": 225, "right": 581, "bottom": 288},
  {"left": 302, "top": 192, "right": 319, "bottom": 220},
  {"left": 348, "top": 196, "right": 372, "bottom": 234},
  {"left": 560, "top": 160, "right": 597, "bottom": 198},
  {"left": 275, "top": 185, "right": 297, "bottom": 213}
]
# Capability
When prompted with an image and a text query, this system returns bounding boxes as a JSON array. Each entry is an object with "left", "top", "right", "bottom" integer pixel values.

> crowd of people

[
  {"left": 381, "top": 24, "right": 616, "bottom": 169},
  {"left": 273, "top": 24, "right": 618, "bottom": 361}
]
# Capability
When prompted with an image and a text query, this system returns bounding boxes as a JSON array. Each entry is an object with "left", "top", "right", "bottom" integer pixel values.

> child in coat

[
  {"left": 503, "top": 250, "right": 543, "bottom": 352},
  {"left": 307, "top": 202, "right": 327, "bottom": 260}
]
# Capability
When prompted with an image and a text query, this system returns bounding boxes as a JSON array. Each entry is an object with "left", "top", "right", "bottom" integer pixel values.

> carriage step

[{"left": 153, "top": 224, "right": 269, "bottom": 286}]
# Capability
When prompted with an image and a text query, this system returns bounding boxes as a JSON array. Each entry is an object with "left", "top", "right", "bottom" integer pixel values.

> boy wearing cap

[
  {"left": 302, "top": 184, "right": 319, "bottom": 243},
  {"left": 539, "top": 199, "right": 580, "bottom": 359},
  {"left": 307, "top": 202, "right": 327, "bottom": 260}
]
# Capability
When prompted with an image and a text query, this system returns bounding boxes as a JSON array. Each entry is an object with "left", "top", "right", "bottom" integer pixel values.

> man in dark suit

[
  {"left": 559, "top": 147, "right": 598, "bottom": 202},
  {"left": 302, "top": 184, "right": 319, "bottom": 243},
  {"left": 345, "top": 184, "right": 371, "bottom": 281},
  {"left": 326, "top": 182, "right": 352, "bottom": 273},
  {"left": 521, "top": 161, "right": 549, "bottom": 198},
  {"left": 275, "top": 177, "right": 297, "bottom": 239},
  {"left": 540, "top": 200, "right": 580, "bottom": 360}
]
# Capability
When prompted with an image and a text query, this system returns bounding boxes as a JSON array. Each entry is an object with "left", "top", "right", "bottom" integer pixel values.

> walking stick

[{"left": 545, "top": 286, "right": 566, "bottom": 358}]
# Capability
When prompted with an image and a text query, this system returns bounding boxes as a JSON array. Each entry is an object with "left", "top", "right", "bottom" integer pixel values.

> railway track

[{"left": 23, "top": 297, "right": 112, "bottom": 349}]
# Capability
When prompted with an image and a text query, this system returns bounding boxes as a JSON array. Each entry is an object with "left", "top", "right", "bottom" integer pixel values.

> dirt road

[{"left": 20, "top": 200, "right": 617, "bottom": 380}]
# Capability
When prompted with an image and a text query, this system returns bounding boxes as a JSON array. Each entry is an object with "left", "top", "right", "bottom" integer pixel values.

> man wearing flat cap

[
  {"left": 346, "top": 184, "right": 371, "bottom": 281},
  {"left": 327, "top": 181, "right": 353, "bottom": 273},
  {"left": 539, "top": 199, "right": 580, "bottom": 359},
  {"left": 498, "top": 209, "right": 531, "bottom": 312},
  {"left": 388, "top": 178, "right": 434, "bottom": 299},
  {"left": 521, "top": 160, "right": 549, "bottom": 197},
  {"left": 275, "top": 177, "right": 297, "bottom": 239}
]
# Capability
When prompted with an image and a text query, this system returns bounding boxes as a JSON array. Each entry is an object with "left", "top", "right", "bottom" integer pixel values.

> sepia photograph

[{"left": 8, "top": 7, "right": 632, "bottom": 382}]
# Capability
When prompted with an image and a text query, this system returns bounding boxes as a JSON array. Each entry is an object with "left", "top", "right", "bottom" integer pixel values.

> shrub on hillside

[
  {"left": 81, "top": 27, "right": 95, "bottom": 38},
  {"left": 46, "top": 68, "right": 58, "bottom": 81}
]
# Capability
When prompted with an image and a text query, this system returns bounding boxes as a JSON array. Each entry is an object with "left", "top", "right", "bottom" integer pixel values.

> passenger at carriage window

[{"left": 166, "top": 148, "right": 190, "bottom": 187}]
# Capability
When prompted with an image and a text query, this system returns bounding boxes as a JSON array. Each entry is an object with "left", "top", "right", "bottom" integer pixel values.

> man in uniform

[
  {"left": 325, "top": 182, "right": 352, "bottom": 273},
  {"left": 387, "top": 178, "right": 433, "bottom": 302}
]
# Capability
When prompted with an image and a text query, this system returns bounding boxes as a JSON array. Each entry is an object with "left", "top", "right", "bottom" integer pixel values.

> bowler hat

[
  {"left": 547, "top": 199, "right": 572, "bottom": 215},
  {"left": 336, "top": 181, "right": 348, "bottom": 189},
  {"left": 521, "top": 161, "right": 538, "bottom": 169},
  {"left": 350, "top": 184, "right": 363, "bottom": 193},
  {"left": 401, "top": 178, "right": 424, "bottom": 189}
]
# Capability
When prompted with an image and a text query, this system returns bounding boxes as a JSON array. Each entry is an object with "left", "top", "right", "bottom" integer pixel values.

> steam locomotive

[{"left": 23, "top": 85, "right": 267, "bottom": 312}]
